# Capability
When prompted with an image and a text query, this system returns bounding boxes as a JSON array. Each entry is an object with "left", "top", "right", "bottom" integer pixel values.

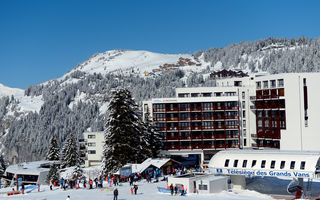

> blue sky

[{"left": 1, "top": 0, "right": 320, "bottom": 89}]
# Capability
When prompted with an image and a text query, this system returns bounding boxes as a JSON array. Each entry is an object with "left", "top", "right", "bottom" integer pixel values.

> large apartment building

[{"left": 143, "top": 72, "right": 320, "bottom": 165}]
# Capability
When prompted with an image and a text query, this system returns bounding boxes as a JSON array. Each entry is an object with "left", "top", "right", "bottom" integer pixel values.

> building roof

[
  {"left": 138, "top": 158, "right": 179, "bottom": 173},
  {"left": 6, "top": 160, "right": 55, "bottom": 175}
]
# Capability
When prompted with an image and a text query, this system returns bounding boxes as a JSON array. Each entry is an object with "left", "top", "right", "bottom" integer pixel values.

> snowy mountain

[
  {"left": 1, "top": 36, "right": 320, "bottom": 163},
  {"left": 0, "top": 84, "right": 23, "bottom": 98}
]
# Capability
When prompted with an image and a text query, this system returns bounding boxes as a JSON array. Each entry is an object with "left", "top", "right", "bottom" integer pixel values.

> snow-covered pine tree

[
  {"left": 46, "top": 134, "right": 60, "bottom": 161},
  {"left": 0, "top": 154, "right": 7, "bottom": 177},
  {"left": 60, "top": 131, "right": 78, "bottom": 168},
  {"left": 101, "top": 88, "right": 151, "bottom": 175},
  {"left": 46, "top": 164, "right": 60, "bottom": 184},
  {"left": 72, "top": 149, "right": 84, "bottom": 179},
  {"left": 144, "top": 109, "right": 162, "bottom": 158}
]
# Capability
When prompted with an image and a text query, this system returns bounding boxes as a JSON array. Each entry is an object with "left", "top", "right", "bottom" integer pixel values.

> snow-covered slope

[
  {"left": 0, "top": 83, "right": 23, "bottom": 98},
  {"left": 65, "top": 50, "right": 209, "bottom": 78},
  {"left": 0, "top": 83, "right": 43, "bottom": 115}
]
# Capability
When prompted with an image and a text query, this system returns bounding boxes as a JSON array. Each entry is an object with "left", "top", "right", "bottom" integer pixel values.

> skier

[
  {"left": 113, "top": 188, "right": 118, "bottom": 200},
  {"left": 60, "top": 177, "right": 64, "bottom": 189},
  {"left": 174, "top": 185, "right": 178, "bottom": 195},
  {"left": 134, "top": 184, "right": 138, "bottom": 195},
  {"left": 170, "top": 184, "right": 174, "bottom": 196},
  {"left": 181, "top": 184, "right": 185, "bottom": 196},
  {"left": 66, "top": 195, "right": 71, "bottom": 200},
  {"left": 130, "top": 187, "right": 133, "bottom": 194},
  {"left": 89, "top": 179, "right": 93, "bottom": 189}
]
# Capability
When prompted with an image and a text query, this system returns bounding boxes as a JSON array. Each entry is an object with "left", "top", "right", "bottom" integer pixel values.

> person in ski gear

[
  {"left": 66, "top": 195, "right": 70, "bottom": 200},
  {"left": 113, "top": 188, "right": 118, "bottom": 200},
  {"left": 89, "top": 179, "right": 93, "bottom": 189},
  {"left": 174, "top": 185, "right": 178, "bottom": 195},
  {"left": 134, "top": 184, "right": 138, "bottom": 195},
  {"left": 181, "top": 184, "right": 185, "bottom": 196},
  {"left": 131, "top": 187, "right": 134, "bottom": 194},
  {"left": 170, "top": 184, "right": 174, "bottom": 196}
]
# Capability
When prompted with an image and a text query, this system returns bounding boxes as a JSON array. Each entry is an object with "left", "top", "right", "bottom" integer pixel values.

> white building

[
  {"left": 143, "top": 72, "right": 320, "bottom": 166},
  {"left": 82, "top": 132, "right": 104, "bottom": 167}
]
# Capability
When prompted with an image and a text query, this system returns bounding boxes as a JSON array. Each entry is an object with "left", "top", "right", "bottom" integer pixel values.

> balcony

[
  {"left": 191, "top": 116, "right": 202, "bottom": 121},
  {"left": 167, "top": 135, "right": 180, "bottom": 140},
  {"left": 166, "top": 108, "right": 179, "bottom": 112},
  {"left": 225, "top": 106, "right": 238, "bottom": 110},
  {"left": 225, "top": 125, "right": 238, "bottom": 129},
  {"left": 202, "top": 116, "right": 214, "bottom": 121},
  {"left": 191, "top": 126, "right": 202, "bottom": 130},
  {"left": 180, "top": 145, "right": 192, "bottom": 149},
  {"left": 215, "top": 134, "right": 226, "bottom": 139},
  {"left": 225, "top": 115, "right": 238, "bottom": 119},
  {"left": 179, "top": 126, "right": 191, "bottom": 131},
  {"left": 167, "top": 127, "right": 178, "bottom": 131},
  {"left": 166, "top": 145, "right": 180, "bottom": 150},
  {"left": 203, "top": 144, "right": 214, "bottom": 149},
  {"left": 179, "top": 117, "right": 191, "bottom": 121},
  {"left": 179, "top": 107, "right": 190, "bottom": 112},
  {"left": 192, "top": 144, "right": 203, "bottom": 149},
  {"left": 250, "top": 96, "right": 256, "bottom": 101},
  {"left": 215, "top": 144, "right": 225, "bottom": 148},
  {"left": 226, "top": 134, "right": 238, "bottom": 139},
  {"left": 191, "top": 107, "right": 202, "bottom": 112},
  {"left": 251, "top": 134, "right": 257, "bottom": 138},
  {"left": 203, "top": 135, "right": 214, "bottom": 139},
  {"left": 180, "top": 135, "right": 191, "bottom": 140},
  {"left": 153, "top": 109, "right": 165, "bottom": 113},
  {"left": 167, "top": 117, "right": 179, "bottom": 122},
  {"left": 226, "top": 144, "right": 239, "bottom": 148},
  {"left": 191, "top": 135, "right": 202, "bottom": 140}
]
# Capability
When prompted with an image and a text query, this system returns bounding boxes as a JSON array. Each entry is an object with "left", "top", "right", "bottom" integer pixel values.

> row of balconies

[
  {"left": 251, "top": 131, "right": 281, "bottom": 139},
  {"left": 251, "top": 140, "right": 280, "bottom": 149},
  {"left": 163, "top": 125, "right": 238, "bottom": 131},
  {"left": 165, "top": 143, "right": 239, "bottom": 150},
  {"left": 159, "top": 115, "right": 238, "bottom": 122},
  {"left": 166, "top": 134, "right": 239, "bottom": 140},
  {"left": 153, "top": 106, "right": 238, "bottom": 113}
]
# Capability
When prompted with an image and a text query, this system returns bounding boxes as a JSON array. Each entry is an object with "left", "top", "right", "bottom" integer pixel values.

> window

[
  {"left": 88, "top": 150, "right": 96, "bottom": 154},
  {"left": 256, "top": 82, "right": 261, "bottom": 89},
  {"left": 290, "top": 161, "right": 295, "bottom": 169},
  {"left": 251, "top": 160, "right": 257, "bottom": 168},
  {"left": 270, "top": 160, "right": 276, "bottom": 169},
  {"left": 278, "top": 79, "right": 284, "bottom": 87},
  {"left": 242, "top": 160, "right": 247, "bottom": 168},
  {"left": 202, "top": 93, "right": 212, "bottom": 97},
  {"left": 280, "top": 161, "right": 285, "bottom": 169},
  {"left": 243, "top": 120, "right": 246, "bottom": 128},
  {"left": 225, "top": 159, "right": 230, "bottom": 167},
  {"left": 261, "top": 160, "right": 266, "bottom": 168},
  {"left": 263, "top": 81, "right": 268, "bottom": 89},
  {"left": 87, "top": 135, "right": 95, "bottom": 139},
  {"left": 243, "top": 110, "right": 246, "bottom": 118},
  {"left": 88, "top": 142, "right": 96, "bottom": 147},
  {"left": 300, "top": 161, "right": 306, "bottom": 170},
  {"left": 242, "top": 91, "right": 245, "bottom": 99},
  {"left": 233, "top": 160, "right": 238, "bottom": 167},
  {"left": 270, "top": 80, "right": 276, "bottom": 88},
  {"left": 191, "top": 93, "right": 199, "bottom": 97}
]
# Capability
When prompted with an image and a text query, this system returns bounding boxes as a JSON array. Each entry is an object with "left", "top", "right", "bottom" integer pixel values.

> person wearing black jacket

[{"left": 113, "top": 188, "right": 118, "bottom": 200}]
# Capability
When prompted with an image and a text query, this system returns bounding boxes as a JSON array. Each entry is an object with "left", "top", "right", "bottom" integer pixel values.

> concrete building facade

[{"left": 143, "top": 72, "right": 320, "bottom": 165}]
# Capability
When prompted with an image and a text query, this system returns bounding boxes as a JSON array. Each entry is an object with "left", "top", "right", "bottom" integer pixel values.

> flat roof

[
  {"left": 6, "top": 160, "right": 53, "bottom": 175},
  {"left": 218, "top": 149, "right": 320, "bottom": 156}
]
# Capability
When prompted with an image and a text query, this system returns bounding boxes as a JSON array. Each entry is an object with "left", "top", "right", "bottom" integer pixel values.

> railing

[
  {"left": 191, "top": 116, "right": 202, "bottom": 120},
  {"left": 153, "top": 109, "right": 165, "bottom": 112},
  {"left": 191, "top": 135, "right": 202, "bottom": 140},
  {"left": 225, "top": 106, "right": 238, "bottom": 110},
  {"left": 191, "top": 126, "right": 202, "bottom": 130},
  {"left": 166, "top": 108, "right": 179, "bottom": 112},
  {"left": 191, "top": 107, "right": 202, "bottom": 111},
  {"left": 166, "top": 117, "right": 179, "bottom": 121},
  {"left": 179, "top": 108, "right": 190, "bottom": 111},
  {"left": 203, "top": 135, "right": 214, "bottom": 139},
  {"left": 167, "top": 127, "right": 178, "bottom": 131},
  {"left": 167, "top": 135, "right": 180, "bottom": 140},
  {"left": 179, "top": 117, "right": 190, "bottom": 121},
  {"left": 180, "top": 145, "right": 192, "bottom": 149},
  {"left": 179, "top": 126, "right": 191, "bottom": 130},
  {"left": 226, "top": 134, "right": 238, "bottom": 138},
  {"left": 180, "top": 136, "right": 191, "bottom": 140}
]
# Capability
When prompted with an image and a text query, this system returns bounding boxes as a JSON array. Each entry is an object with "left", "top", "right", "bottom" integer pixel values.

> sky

[{"left": 0, "top": 0, "right": 320, "bottom": 89}]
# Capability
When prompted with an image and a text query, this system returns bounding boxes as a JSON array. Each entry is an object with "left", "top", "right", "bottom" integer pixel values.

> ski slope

[{"left": 0, "top": 180, "right": 275, "bottom": 200}]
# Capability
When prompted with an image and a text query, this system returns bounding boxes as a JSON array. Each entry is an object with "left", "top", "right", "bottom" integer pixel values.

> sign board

[
  {"left": 214, "top": 168, "right": 313, "bottom": 178},
  {"left": 120, "top": 167, "right": 132, "bottom": 177}
]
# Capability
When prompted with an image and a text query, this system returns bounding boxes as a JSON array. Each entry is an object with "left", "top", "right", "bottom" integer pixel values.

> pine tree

[
  {"left": 72, "top": 150, "right": 84, "bottom": 179},
  {"left": 46, "top": 134, "right": 60, "bottom": 161},
  {"left": 144, "top": 109, "right": 162, "bottom": 158},
  {"left": 101, "top": 88, "right": 151, "bottom": 175},
  {"left": 47, "top": 164, "right": 60, "bottom": 184},
  {"left": 61, "top": 131, "right": 79, "bottom": 168},
  {"left": 0, "top": 154, "right": 7, "bottom": 177}
]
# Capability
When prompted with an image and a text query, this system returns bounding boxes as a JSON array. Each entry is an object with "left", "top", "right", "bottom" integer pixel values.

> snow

[
  {"left": 0, "top": 179, "right": 275, "bottom": 200},
  {"left": 0, "top": 83, "right": 23, "bottom": 98}
]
